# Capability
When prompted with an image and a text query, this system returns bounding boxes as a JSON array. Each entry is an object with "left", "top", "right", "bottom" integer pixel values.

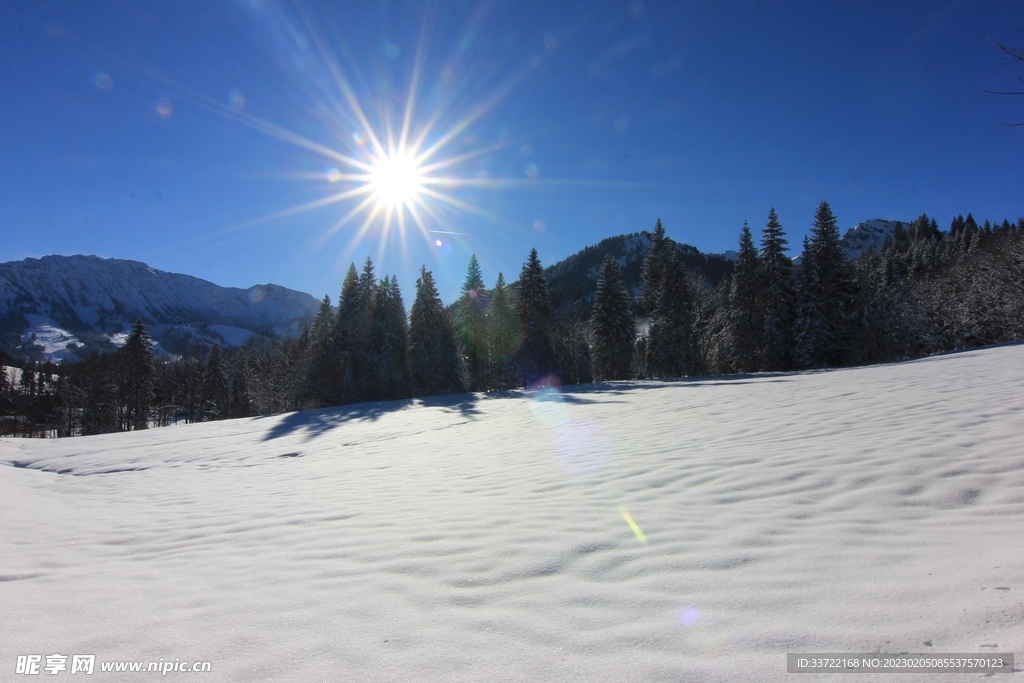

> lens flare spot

[
  {"left": 618, "top": 504, "right": 648, "bottom": 544},
  {"left": 533, "top": 219, "right": 546, "bottom": 233},
  {"left": 155, "top": 96, "right": 173, "bottom": 116},
  {"left": 93, "top": 73, "right": 112, "bottom": 90},
  {"left": 435, "top": 239, "right": 443, "bottom": 247},
  {"left": 678, "top": 606, "right": 700, "bottom": 626},
  {"left": 524, "top": 162, "right": 540, "bottom": 179},
  {"left": 352, "top": 130, "right": 366, "bottom": 146},
  {"left": 326, "top": 167, "right": 343, "bottom": 183}
]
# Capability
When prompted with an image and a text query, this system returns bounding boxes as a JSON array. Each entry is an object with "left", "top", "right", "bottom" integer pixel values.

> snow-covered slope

[
  {"left": 2, "top": 344, "right": 1022, "bottom": 681},
  {"left": 0, "top": 255, "right": 319, "bottom": 360},
  {"left": 840, "top": 218, "right": 905, "bottom": 260}
]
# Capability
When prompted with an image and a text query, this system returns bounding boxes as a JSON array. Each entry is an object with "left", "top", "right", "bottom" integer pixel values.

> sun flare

[{"left": 368, "top": 150, "right": 423, "bottom": 209}]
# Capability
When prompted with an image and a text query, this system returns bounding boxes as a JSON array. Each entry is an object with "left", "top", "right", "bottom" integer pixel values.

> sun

[{"left": 368, "top": 150, "right": 423, "bottom": 209}]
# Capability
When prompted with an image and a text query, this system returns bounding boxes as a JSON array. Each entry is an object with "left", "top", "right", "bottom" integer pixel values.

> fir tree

[
  {"left": 487, "top": 272, "right": 522, "bottom": 389},
  {"left": 513, "top": 248, "right": 557, "bottom": 386},
  {"left": 409, "top": 266, "right": 464, "bottom": 396},
  {"left": 333, "top": 263, "right": 361, "bottom": 403},
  {"left": 81, "top": 353, "right": 119, "bottom": 435},
  {"left": 640, "top": 218, "right": 671, "bottom": 314},
  {"left": 646, "top": 248, "right": 693, "bottom": 377},
  {"left": 590, "top": 255, "right": 636, "bottom": 380},
  {"left": 638, "top": 219, "right": 694, "bottom": 378},
  {"left": 306, "top": 295, "right": 337, "bottom": 406},
  {"left": 729, "top": 221, "right": 762, "bottom": 372},
  {"left": 456, "top": 254, "right": 490, "bottom": 391},
  {"left": 370, "top": 275, "right": 411, "bottom": 400},
  {"left": 119, "top": 317, "right": 156, "bottom": 430},
  {"left": 759, "top": 208, "right": 796, "bottom": 371},
  {"left": 202, "top": 342, "right": 230, "bottom": 419},
  {"left": 227, "top": 358, "right": 252, "bottom": 418},
  {"left": 354, "top": 258, "right": 379, "bottom": 399},
  {"left": 794, "top": 201, "right": 857, "bottom": 367}
]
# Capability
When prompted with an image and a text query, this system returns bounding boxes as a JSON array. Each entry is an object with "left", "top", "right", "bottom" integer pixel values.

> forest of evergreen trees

[{"left": 2, "top": 202, "right": 1023, "bottom": 438}]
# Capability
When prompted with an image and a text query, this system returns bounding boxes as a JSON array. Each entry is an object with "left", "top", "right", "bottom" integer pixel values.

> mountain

[
  {"left": 839, "top": 218, "right": 905, "bottom": 260},
  {"left": 0, "top": 255, "right": 320, "bottom": 362}
]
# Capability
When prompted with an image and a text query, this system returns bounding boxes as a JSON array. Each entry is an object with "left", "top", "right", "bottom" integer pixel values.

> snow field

[{"left": 2, "top": 344, "right": 1023, "bottom": 681}]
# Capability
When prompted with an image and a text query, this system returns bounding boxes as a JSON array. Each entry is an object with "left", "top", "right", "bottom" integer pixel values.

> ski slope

[{"left": 2, "top": 344, "right": 1022, "bottom": 681}]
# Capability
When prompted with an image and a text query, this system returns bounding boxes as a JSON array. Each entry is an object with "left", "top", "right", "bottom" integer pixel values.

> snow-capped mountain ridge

[
  {"left": 0, "top": 255, "right": 319, "bottom": 361},
  {"left": 839, "top": 218, "right": 905, "bottom": 260}
]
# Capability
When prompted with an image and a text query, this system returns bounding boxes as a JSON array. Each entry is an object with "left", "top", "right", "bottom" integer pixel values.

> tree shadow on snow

[{"left": 260, "top": 392, "right": 482, "bottom": 442}]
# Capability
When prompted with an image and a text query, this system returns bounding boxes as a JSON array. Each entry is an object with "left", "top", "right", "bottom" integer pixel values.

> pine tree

[
  {"left": 409, "top": 266, "right": 464, "bottom": 396},
  {"left": 513, "top": 248, "right": 557, "bottom": 386},
  {"left": 487, "top": 272, "right": 522, "bottom": 389},
  {"left": 795, "top": 201, "right": 857, "bottom": 367},
  {"left": 370, "top": 275, "right": 411, "bottom": 400},
  {"left": 456, "top": 254, "right": 490, "bottom": 391},
  {"left": 333, "top": 264, "right": 360, "bottom": 403},
  {"left": 729, "top": 221, "right": 762, "bottom": 372},
  {"left": 202, "top": 342, "right": 230, "bottom": 419},
  {"left": 227, "top": 358, "right": 252, "bottom": 418},
  {"left": 638, "top": 219, "right": 694, "bottom": 378},
  {"left": 590, "top": 254, "right": 636, "bottom": 380},
  {"left": 759, "top": 208, "right": 796, "bottom": 371},
  {"left": 81, "top": 353, "right": 119, "bottom": 435},
  {"left": 305, "top": 295, "right": 337, "bottom": 406},
  {"left": 640, "top": 218, "right": 671, "bottom": 314},
  {"left": 646, "top": 248, "right": 693, "bottom": 377},
  {"left": 354, "top": 258, "right": 379, "bottom": 399},
  {"left": 119, "top": 317, "right": 156, "bottom": 430}
]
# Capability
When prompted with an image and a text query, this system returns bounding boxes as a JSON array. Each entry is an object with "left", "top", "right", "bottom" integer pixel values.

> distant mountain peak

[{"left": 0, "top": 255, "right": 319, "bottom": 362}]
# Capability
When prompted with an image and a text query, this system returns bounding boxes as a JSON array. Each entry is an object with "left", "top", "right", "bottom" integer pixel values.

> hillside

[
  {"left": 543, "top": 233, "right": 734, "bottom": 316},
  {"left": 540, "top": 218, "right": 905, "bottom": 317},
  {"left": 0, "top": 255, "right": 320, "bottom": 361},
  {"left": 2, "top": 343, "right": 1021, "bottom": 681}
]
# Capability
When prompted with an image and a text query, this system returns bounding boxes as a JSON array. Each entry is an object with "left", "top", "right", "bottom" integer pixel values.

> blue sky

[{"left": 1, "top": 0, "right": 1022, "bottom": 304}]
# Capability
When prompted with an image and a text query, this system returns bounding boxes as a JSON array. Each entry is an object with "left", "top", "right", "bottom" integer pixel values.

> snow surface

[
  {"left": 18, "top": 314, "right": 82, "bottom": 362},
  {"left": 2, "top": 345, "right": 1023, "bottom": 682}
]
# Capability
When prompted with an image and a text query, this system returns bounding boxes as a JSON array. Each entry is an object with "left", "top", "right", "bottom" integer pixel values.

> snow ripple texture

[{"left": 2, "top": 344, "right": 1023, "bottom": 681}]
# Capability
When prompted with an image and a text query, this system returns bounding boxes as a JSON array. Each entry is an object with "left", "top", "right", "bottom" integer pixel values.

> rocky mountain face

[
  {"left": 0, "top": 255, "right": 320, "bottom": 361},
  {"left": 839, "top": 219, "right": 905, "bottom": 260}
]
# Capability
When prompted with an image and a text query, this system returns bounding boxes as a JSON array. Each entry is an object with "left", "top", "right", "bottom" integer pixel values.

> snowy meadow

[{"left": 2, "top": 343, "right": 1023, "bottom": 681}]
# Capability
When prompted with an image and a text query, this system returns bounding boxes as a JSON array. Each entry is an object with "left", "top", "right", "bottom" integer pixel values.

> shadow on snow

[{"left": 260, "top": 392, "right": 483, "bottom": 441}]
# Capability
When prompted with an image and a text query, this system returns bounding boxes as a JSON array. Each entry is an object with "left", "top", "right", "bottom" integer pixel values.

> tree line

[{"left": 3, "top": 201, "right": 1023, "bottom": 437}]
